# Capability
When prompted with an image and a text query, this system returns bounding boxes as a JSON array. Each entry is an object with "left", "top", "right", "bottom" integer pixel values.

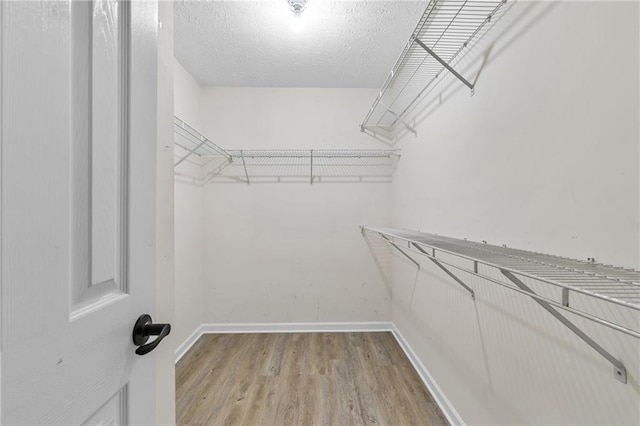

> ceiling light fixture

[{"left": 287, "top": 0, "right": 308, "bottom": 15}]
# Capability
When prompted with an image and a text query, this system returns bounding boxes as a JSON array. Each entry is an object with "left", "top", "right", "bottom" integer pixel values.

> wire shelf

[
  {"left": 361, "top": 0, "right": 508, "bottom": 139},
  {"left": 174, "top": 117, "right": 233, "bottom": 185},
  {"left": 173, "top": 118, "right": 400, "bottom": 185},
  {"left": 362, "top": 226, "right": 640, "bottom": 383},
  {"left": 214, "top": 149, "right": 400, "bottom": 184}
]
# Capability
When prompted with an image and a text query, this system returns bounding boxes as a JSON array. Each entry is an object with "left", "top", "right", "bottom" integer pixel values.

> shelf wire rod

[
  {"left": 174, "top": 139, "right": 210, "bottom": 167},
  {"left": 412, "top": 243, "right": 475, "bottom": 299},
  {"left": 536, "top": 276, "right": 636, "bottom": 281},
  {"left": 361, "top": 230, "right": 393, "bottom": 290},
  {"left": 571, "top": 284, "right": 640, "bottom": 289},
  {"left": 510, "top": 267, "right": 637, "bottom": 284},
  {"left": 227, "top": 150, "right": 399, "bottom": 159},
  {"left": 379, "top": 102, "right": 417, "bottom": 135},
  {"left": 381, "top": 235, "right": 421, "bottom": 269},
  {"left": 174, "top": 143, "right": 207, "bottom": 163},
  {"left": 174, "top": 139, "right": 218, "bottom": 160},
  {"left": 515, "top": 272, "right": 623, "bottom": 278},
  {"left": 476, "top": 263, "right": 556, "bottom": 268},
  {"left": 174, "top": 128, "right": 223, "bottom": 158},
  {"left": 414, "top": 40, "right": 474, "bottom": 93},
  {"left": 451, "top": 242, "right": 640, "bottom": 285},
  {"left": 497, "top": 264, "right": 640, "bottom": 280},
  {"left": 571, "top": 293, "right": 639, "bottom": 300},
  {"left": 240, "top": 150, "right": 250, "bottom": 186},
  {"left": 362, "top": 230, "right": 640, "bottom": 339},
  {"left": 199, "top": 159, "right": 234, "bottom": 186},
  {"left": 174, "top": 118, "right": 231, "bottom": 160},
  {"left": 481, "top": 253, "right": 633, "bottom": 268},
  {"left": 501, "top": 269, "right": 627, "bottom": 384}
]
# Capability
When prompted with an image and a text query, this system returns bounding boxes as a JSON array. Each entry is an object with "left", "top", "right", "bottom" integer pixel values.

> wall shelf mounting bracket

[
  {"left": 500, "top": 269, "right": 627, "bottom": 384},
  {"left": 240, "top": 150, "right": 250, "bottom": 185},
  {"left": 381, "top": 235, "right": 420, "bottom": 269},
  {"left": 414, "top": 38, "right": 475, "bottom": 95},
  {"left": 412, "top": 243, "right": 475, "bottom": 299},
  {"left": 379, "top": 102, "right": 417, "bottom": 136}
]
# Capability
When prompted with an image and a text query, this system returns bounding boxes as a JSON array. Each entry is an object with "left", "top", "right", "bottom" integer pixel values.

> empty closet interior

[{"left": 171, "top": 1, "right": 640, "bottom": 424}]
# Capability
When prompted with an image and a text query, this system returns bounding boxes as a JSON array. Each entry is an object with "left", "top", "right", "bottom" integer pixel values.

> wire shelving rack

[
  {"left": 361, "top": 226, "right": 640, "bottom": 384},
  {"left": 361, "top": 0, "right": 508, "bottom": 140},
  {"left": 174, "top": 117, "right": 233, "bottom": 185},
  {"left": 215, "top": 149, "right": 400, "bottom": 184},
  {"left": 173, "top": 117, "right": 400, "bottom": 185}
]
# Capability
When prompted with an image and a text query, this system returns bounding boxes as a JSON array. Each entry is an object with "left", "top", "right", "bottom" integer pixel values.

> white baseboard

[
  {"left": 174, "top": 325, "right": 205, "bottom": 363},
  {"left": 200, "top": 321, "right": 393, "bottom": 334},
  {"left": 174, "top": 321, "right": 462, "bottom": 425},
  {"left": 391, "top": 324, "right": 465, "bottom": 426}
]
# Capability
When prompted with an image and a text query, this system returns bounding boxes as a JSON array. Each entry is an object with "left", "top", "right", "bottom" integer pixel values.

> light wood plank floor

[{"left": 176, "top": 332, "right": 448, "bottom": 425}]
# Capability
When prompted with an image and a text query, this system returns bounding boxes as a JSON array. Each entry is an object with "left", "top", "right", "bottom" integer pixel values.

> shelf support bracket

[
  {"left": 174, "top": 139, "right": 208, "bottom": 168},
  {"left": 240, "top": 150, "right": 250, "bottom": 185},
  {"left": 500, "top": 269, "right": 627, "bottom": 384},
  {"left": 414, "top": 38, "right": 475, "bottom": 95},
  {"left": 379, "top": 102, "right": 417, "bottom": 136},
  {"left": 361, "top": 229, "right": 392, "bottom": 290},
  {"left": 310, "top": 149, "right": 314, "bottom": 185},
  {"left": 380, "top": 235, "right": 420, "bottom": 269},
  {"left": 411, "top": 243, "right": 475, "bottom": 300}
]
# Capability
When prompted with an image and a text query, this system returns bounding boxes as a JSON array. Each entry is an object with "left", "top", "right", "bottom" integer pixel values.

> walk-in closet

[
  {"left": 169, "top": 1, "right": 640, "bottom": 424},
  {"left": 1, "top": 0, "right": 637, "bottom": 424}
]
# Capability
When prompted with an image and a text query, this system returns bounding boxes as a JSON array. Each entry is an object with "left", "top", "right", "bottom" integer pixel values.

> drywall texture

[
  {"left": 173, "top": 59, "right": 205, "bottom": 348},
  {"left": 155, "top": 3, "right": 176, "bottom": 424},
  {"left": 389, "top": 1, "right": 640, "bottom": 424},
  {"left": 198, "top": 88, "right": 392, "bottom": 323},
  {"left": 174, "top": 1, "right": 425, "bottom": 87}
]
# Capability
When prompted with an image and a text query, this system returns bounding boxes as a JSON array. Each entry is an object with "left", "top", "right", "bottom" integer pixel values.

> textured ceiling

[{"left": 174, "top": 1, "right": 426, "bottom": 88}]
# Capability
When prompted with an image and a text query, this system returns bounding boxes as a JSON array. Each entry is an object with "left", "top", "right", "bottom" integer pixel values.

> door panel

[
  {"left": 82, "top": 386, "right": 128, "bottom": 426},
  {"left": 1, "top": 1, "right": 158, "bottom": 424},
  {"left": 70, "top": 0, "right": 129, "bottom": 317},
  {"left": 89, "top": 0, "right": 122, "bottom": 291}
]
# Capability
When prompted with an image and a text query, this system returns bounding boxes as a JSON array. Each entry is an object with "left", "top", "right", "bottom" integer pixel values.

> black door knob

[{"left": 132, "top": 314, "right": 171, "bottom": 356}]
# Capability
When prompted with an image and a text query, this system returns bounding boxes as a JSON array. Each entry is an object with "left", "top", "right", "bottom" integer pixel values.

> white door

[{"left": 1, "top": 0, "right": 162, "bottom": 424}]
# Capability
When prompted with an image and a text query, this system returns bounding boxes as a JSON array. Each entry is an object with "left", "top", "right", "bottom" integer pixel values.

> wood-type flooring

[{"left": 176, "top": 332, "right": 448, "bottom": 425}]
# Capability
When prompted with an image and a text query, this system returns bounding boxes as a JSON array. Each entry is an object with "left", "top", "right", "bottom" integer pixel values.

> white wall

[
  {"left": 174, "top": 61, "right": 202, "bottom": 130},
  {"left": 199, "top": 87, "right": 387, "bottom": 149},
  {"left": 390, "top": 1, "right": 640, "bottom": 424},
  {"left": 173, "top": 59, "right": 205, "bottom": 348},
  {"left": 198, "top": 88, "right": 392, "bottom": 324}
]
